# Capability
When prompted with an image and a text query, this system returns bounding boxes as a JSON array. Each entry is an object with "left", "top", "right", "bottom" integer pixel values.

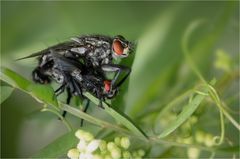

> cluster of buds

[
  {"left": 177, "top": 131, "right": 215, "bottom": 159},
  {"left": 67, "top": 129, "right": 145, "bottom": 159}
]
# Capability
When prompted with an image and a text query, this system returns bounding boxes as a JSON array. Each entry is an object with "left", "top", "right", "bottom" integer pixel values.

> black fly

[
  {"left": 18, "top": 35, "right": 134, "bottom": 125},
  {"left": 20, "top": 35, "right": 134, "bottom": 92}
]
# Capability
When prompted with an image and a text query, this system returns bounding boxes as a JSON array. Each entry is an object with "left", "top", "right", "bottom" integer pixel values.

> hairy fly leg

[
  {"left": 54, "top": 84, "right": 66, "bottom": 97},
  {"left": 101, "top": 64, "right": 131, "bottom": 90},
  {"left": 80, "top": 99, "right": 90, "bottom": 126},
  {"left": 61, "top": 87, "right": 73, "bottom": 118}
]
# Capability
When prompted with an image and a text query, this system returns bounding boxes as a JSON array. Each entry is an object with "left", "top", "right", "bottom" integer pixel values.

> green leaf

[
  {"left": 0, "top": 86, "right": 14, "bottom": 104},
  {"left": 32, "top": 130, "right": 78, "bottom": 158},
  {"left": 0, "top": 67, "right": 58, "bottom": 107},
  {"left": 125, "top": 6, "right": 182, "bottom": 117},
  {"left": 84, "top": 92, "right": 148, "bottom": 140},
  {"left": 28, "top": 84, "right": 59, "bottom": 107},
  {"left": 0, "top": 67, "right": 31, "bottom": 90},
  {"left": 158, "top": 91, "right": 207, "bottom": 138},
  {"left": 61, "top": 103, "right": 131, "bottom": 135}
]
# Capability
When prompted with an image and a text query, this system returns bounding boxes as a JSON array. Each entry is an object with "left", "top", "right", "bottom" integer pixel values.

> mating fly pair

[{"left": 18, "top": 35, "right": 134, "bottom": 121}]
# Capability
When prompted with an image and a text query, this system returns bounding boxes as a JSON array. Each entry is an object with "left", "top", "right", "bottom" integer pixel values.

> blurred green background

[{"left": 1, "top": 1, "right": 239, "bottom": 158}]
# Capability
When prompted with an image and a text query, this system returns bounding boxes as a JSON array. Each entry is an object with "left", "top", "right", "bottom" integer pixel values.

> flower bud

[
  {"left": 83, "top": 132, "right": 94, "bottom": 141},
  {"left": 204, "top": 134, "right": 214, "bottom": 147},
  {"left": 120, "top": 137, "right": 130, "bottom": 149},
  {"left": 137, "top": 149, "right": 145, "bottom": 157},
  {"left": 123, "top": 151, "right": 131, "bottom": 158},
  {"left": 67, "top": 148, "right": 79, "bottom": 159},
  {"left": 114, "top": 137, "right": 121, "bottom": 146},
  {"left": 132, "top": 151, "right": 138, "bottom": 158},
  {"left": 187, "top": 147, "right": 200, "bottom": 159},
  {"left": 86, "top": 140, "right": 101, "bottom": 153},
  {"left": 111, "top": 147, "right": 121, "bottom": 159},
  {"left": 75, "top": 129, "right": 85, "bottom": 140},
  {"left": 77, "top": 139, "right": 87, "bottom": 152},
  {"left": 99, "top": 140, "right": 107, "bottom": 152},
  {"left": 195, "top": 131, "right": 205, "bottom": 143},
  {"left": 107, "top": 142, "right": 116, "bottom": 151}
]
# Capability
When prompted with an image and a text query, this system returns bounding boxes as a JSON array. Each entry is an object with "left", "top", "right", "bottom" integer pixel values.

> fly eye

[
  {"left": 112, "top": 39, "right": 124, "bottom": 55},
  {"left": 104, "top": 80, "right": 111, "bottom": 92}
]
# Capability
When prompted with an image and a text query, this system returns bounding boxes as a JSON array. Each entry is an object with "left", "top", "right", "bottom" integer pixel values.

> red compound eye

[
  {"left": 113, "top": 40, "right": 124, "bottom": 55},
  {"left": 104, "top": 80, "right": 111, "bottom": 92}
]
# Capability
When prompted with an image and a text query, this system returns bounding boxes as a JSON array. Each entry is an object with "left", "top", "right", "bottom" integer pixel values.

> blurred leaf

[
  {"left": 28, "top": 84, "right": 59, "bottom": 107},
  {"left": 0, "top": 67, "right": 31, "bottom": 90},
  {"left": 32, "top": 130, "right": 78, "bottom": 158},
  {"left": 0, "top": 67, "right": 58, "bottom": 107},
  {"left": 126, "top": 6, "right": 182, "bottom": 117},
  {"left": 126, "top": 2, "right": 236, "bottom": 119},
  {"left": 158, "top": 91, "right": 207, "bottom": 138},
  {"left": 0, "top": 86, "right": 14, "bottom": 104}
]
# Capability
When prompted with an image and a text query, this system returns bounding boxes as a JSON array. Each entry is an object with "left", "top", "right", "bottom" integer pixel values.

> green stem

[
  {"left": 60, "top": 103, "right": 132, "bottom": 135},
  {"left": 41, "top": 108, "right": 72, "bottom": 131}
]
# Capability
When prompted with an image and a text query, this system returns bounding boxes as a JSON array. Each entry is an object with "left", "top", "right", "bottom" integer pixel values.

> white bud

[
  {"left": 195, "top": 131, "right": 205, "bottom": 143},
  {"left": 107, "top": 142, "right": 116, "bottom": 151},
  {"left": 138, "top": 149, "right": 145, "bottom": 157},
  {"left": 120, "top": 137, "right": 130, "bottom": 149},
  {"left": 67, "top": 148, "right": 79, "bottom": 159},
  {"left": 77, "top": 139, "right": 87, "bottom": 152},
  {"left": 79, "top": 153, "right": 87, "bottom": 159},
  {"left": 99, "top": 140, "right": 107, "bottom": 152},
  {"left": 83, "top": 132, "right": 94, "bottom": 141},
  {"left": 84, "top": 153, "right": 94, "bottom": 159},
  {"left": 123, "top": 151, "right": 131, "bottom": 158},
  {"left": 75, "top": 129, "right": 85, "bottom": 140},
  {"left": 114, "top": 137, "right": 121, "bottom": 146},
  {"left": 111, "top": 147, "right": 121, "bottom": 159},
  {"left": 204, "top": 134, "right": 214, "bottom": 147},
  {"left": 187, "top": 147, "right": 200, "bottom": 159},
  {"left": 86, "top": 140, "right": 101, "bottom": 153}
]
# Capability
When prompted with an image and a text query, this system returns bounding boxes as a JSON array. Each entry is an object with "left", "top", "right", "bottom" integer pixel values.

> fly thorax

[
  {"left": 71, "top": 69, "right": 83, "bottom": 82},
  {"left": 52, "top": 69, "right": 64, "bottom": 84}
]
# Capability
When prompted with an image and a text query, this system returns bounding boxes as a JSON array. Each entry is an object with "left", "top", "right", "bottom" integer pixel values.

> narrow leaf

[
  {"left": 84, "top": 92, "right": 148, "bottom": 140},
  {"left": 0, "top": 67, "right": 58, "bottom": 107},
  {"left": 61, "top": 103, "right": 130, "bottom": 133},
  {"left": 158, "top": 91, "right": 207, "bottom": 138},
  {"left": 28, "top": 84, "right": 59, "bottom": 107},
  {"left": 0, "top": 67, "right": 31, "bottom": 90}
]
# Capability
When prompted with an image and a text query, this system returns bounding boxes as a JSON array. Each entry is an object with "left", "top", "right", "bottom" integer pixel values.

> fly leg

[
  {"left": 61, "top": 87, "right": 72, "bottom": 118},
  {"left": 54, "top": 84, "right": 66, "bottom": 97},
  {"left": 101, "top": 64, "right": 131, "bottom": 90},
  {"left": 80, "top": 99, "right": 90, "bottom": 127}
]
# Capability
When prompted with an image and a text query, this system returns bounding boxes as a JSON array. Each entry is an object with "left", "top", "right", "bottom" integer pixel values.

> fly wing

[
  {"left": 16, "top": 40, "right": 84, "bottom": 61},
  {"left": 50, "top": 51, "right": 84, "bottom": 73},
  {"left": 15, "top": 51, "right": 46, "bottom": 61}
]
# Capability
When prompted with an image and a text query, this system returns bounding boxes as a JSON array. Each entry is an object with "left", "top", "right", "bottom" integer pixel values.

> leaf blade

[
  {"left": 0, "top": 67, "right": 58, "bottom": 107},
  {"left": 84, "top": 92, "right": 148, "bottom": 139},
  {"left": 158, "top": 92, "right": 206, "bottom": 138}
]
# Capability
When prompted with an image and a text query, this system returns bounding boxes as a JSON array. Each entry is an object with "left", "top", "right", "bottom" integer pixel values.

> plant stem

[
  {"left": 60, "top": 103, "right": 132, "bottom": 135},
  {"left": 41, "top": 108, "right": 72, "bottom": 131}
]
